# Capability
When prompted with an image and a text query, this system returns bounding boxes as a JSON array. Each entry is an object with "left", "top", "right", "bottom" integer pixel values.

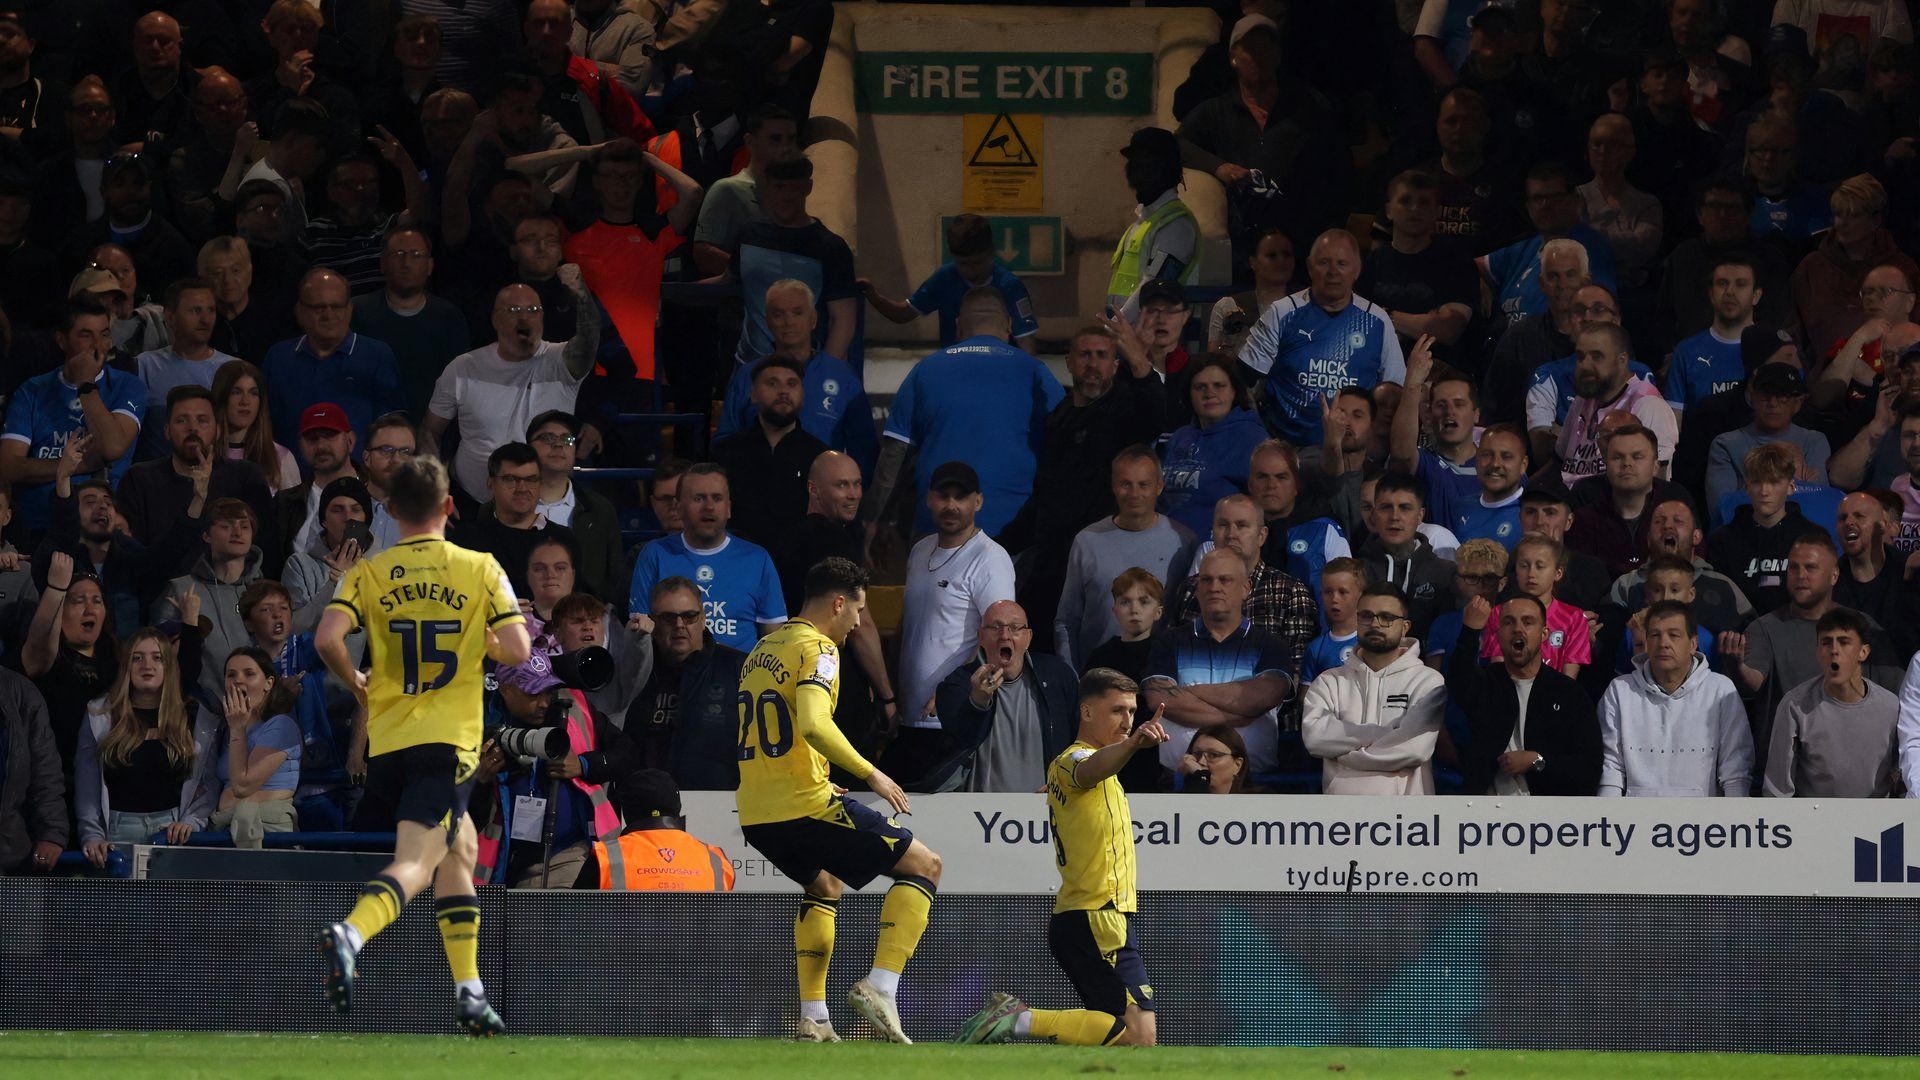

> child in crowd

[
  {"left": 1704, "top": 442, "right": 1817, "bottom": 613},
  {"left": 1301, "top": 557, "right": 1365, "bottom": 687},
  {"left": 1618, "top": 554, "right": 1719, "bottom": 673},
  {"left": 857, "top": 213, "right": 1040, "bottom": 352},
  {"left": 1478, "top": 535, "right": 1591, "bottom": 677},
  {"left": 1085, "top": 567, "right": 1164, "bottom": 680}
]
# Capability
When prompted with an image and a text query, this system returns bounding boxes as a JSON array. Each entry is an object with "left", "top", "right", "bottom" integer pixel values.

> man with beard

[
  {"left": 1547, "top": 323, "right": 1677, "bottom": 488},
  {"left": 710, "top": 357, "right": 829, "bottom": 548},
  {"left": 889, "top": 462, "right": 1016, "bottom": 788},
  {"left": 1390, "top": 334, "right": 1483, "bottom": 530},
  {"left": 1453, "top": 593, "right": 1601, "bottom": 797},
  {"left": 426, "top": 278, "right": 597, "bottom": 503},
  {"left": 60, "top": 152, "right": 193, "bottom": 295},
  {"left": 769, "top": 452, "right": 898, "bottom": 762},
  {"left": 350, "top": 227, "right": 471, "bottom": 422},
  {"left": 1145, "top": 549, "right": 1293, "bottom": 777},
  {"left": 1719, "top": 533, "right": 1904, "bottom": 779},
  {"left": 1522, "top": 284, "right": 1652, "bottom": 462},
  {"left": 1667, "top": 256, "right": 1763, "bottom": 418},
  {"left": 1162, "top": 494, "right": 1319, "bottom": 674},
  {"left": 451, "top": 442, "right": 577, "bottom": 599},
  {"left": 1, "top": 298, "right": 143, "bottom": 538},
  {"left": 1835, "top": 491, "right": 1907, "bottom": 652},
  {"left": 1002, "top": 325, "right": 1165, "bottom": 646},
  {"left": 273, "top": 403, "right": 363, "bottom": 570},
  {"left": 134, "top": 277, "right": 236, "bottom": 458},
  {"left": 264, "top": 270, "right": 407, "bottom": 469},
  {"left": 716, "top": 280, "right": 875, "bottom": 474},
  {"left": 626, "top": 463, "right": 787, "bottom": 654},
  {"left": 303, "top": 146, "right": 430, "bottom": 296},
  {"left": 1301, "top": 581, "right": 1446, "bottom": 795},
  {"left": 114, "top": 385, "right": 273, "bottom": 566},
  {"left": 1603, "top": 496, "right": 1754, "bottom": 636},
  {"left": 1450, "top": 423, "right": 1528, "bottom": 551}
]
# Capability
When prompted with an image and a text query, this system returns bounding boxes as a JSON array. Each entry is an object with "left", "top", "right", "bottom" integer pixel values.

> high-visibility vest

[
  {"left": 594, "top": 829, "right": 736, "bottom": 891},
  {"left": 473, "top": 691, "right": 625, "bottom": 886},
  {"left": 1107, "top": 195, "right": 1200, "bottom": 301}
]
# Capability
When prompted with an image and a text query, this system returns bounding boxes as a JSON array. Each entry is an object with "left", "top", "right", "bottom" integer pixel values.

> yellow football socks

[
  {"left": 795, "top": 893, "right": 839, "bottom": 1001},
  {"left": 344, "top": 874, "right": 406, "bottom": 944},
  {"left": 1028, "top": 1008, "right": 1125, "bottom": 1046},
  {"left": 435, "top": 894, "right": 481, "bottom": 984},
  {"left": 873, "top": 876, "right": 935, "bottom": 973}
]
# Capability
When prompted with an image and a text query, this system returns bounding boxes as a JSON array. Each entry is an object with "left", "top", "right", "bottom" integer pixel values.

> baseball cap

[
  {"left": 1139, "top": 278, "right": 1186, "bottom": 309},
  {"left": 1120, "top": 127, "right": 1180, "bottom": 162},
  {"left": 69, "top": 266, "right": 123, "bottom": 298},
  {"left": 1228, "top": 13, "right": 1279, "bottom": 48},
  {"left": 1739, "top": 325, "right": 1797, "bottom": 376},
  {"left": 498, "top": 648, "right": 564, "bottom": 697},
  {"left": 929, "top": 460, "right": 980, "bottom": 495},
  {"left": 299, "top": 402, "right": 351, "bottom": 436},
  {"left": 1750, "top": 361, "right": 1807, "bottom": 398}
]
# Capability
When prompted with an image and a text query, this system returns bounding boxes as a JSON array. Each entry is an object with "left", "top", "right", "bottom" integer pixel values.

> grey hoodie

[
  {"left": 1598, "top": 653, "right": 1753, "bottom": 797},
  {"left": 153, "top": 547, "right": 265, "bottom": 706}
]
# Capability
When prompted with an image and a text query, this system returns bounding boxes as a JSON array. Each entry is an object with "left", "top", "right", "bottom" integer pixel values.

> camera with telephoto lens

[
  {"left": 495, "top": 647, "right": 616, "bottom": 761},
  {"left": 496, "top": 723, "right": 568, "bottom": 761}
]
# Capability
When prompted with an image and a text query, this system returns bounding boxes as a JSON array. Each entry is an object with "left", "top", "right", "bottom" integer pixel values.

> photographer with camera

[
  {"left": 573, "top": 770, "right": 735, "bottom": 891},
  {"left": 472, "top": 643, "right": 629, "bottom": 888}
]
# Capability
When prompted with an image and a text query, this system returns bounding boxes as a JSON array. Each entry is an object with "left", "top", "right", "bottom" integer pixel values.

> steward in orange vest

[{"left": 579, "top": 769, "right": 736, "bottom": 891}]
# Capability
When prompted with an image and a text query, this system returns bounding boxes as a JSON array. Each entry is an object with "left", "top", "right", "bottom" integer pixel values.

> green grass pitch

[{"left": 0, "top": 1034, "right": 1906, "bottom": 1079}]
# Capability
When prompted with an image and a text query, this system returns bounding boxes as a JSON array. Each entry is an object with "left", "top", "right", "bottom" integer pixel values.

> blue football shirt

[
  {"left": 1664, "top": 328, "right": 1746, "bottom": 411},
  {"left": 908, "top": 262, "right": 1039, "bottom": 345},
  {"left": 1485, "top": 225, "right": 1619, "bottom": 328},
  {"left": 626, "top": 534, "right": 789, "bottom": 651},
  {"left": 1451, "top": 490, "right": 1525, "bottom": 551},
  {"left": 1, "top": 366, "right": 146, "bottom": 530},
  {"left": 883, "top": 335, "right": 1064, "bottom": 536},
  {"left": 714, "top": 352, "right": 878, "bottom": 476},
  {"left": 1238, "top": 289, "right": 1405, "bottom": 445}
]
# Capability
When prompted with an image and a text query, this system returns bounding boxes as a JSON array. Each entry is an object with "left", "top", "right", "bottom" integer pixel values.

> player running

[
  {"left": 314, "top": 456, "right": 532, "bottom": 1036},
  {"left": 737, "top": 557, "right": 938, "bottom": 1044},
  {"left": 953, "top": 669, "right": 1168, "bottom": 1047}
]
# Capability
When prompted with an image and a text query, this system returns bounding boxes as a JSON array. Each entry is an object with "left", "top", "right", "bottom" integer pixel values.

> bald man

[
  {"left": 116, "top": 12, "right": 190, "bottom": 149},
  {"left": 1239, "top": 229, "right": 1405, "bottom": 448},
  {"left": 865, "top": 286, "right": 1065, "bottom": 538},
  {"left": 772, "top": 451, "right": 901, "bottom": 760},
  {"left": 932, "top": 600, "right": 1082, "bottom": 792},
  {"left": 263, "top": 269, "right": 407, "bottom": 470},
  {"left": 169, "top": 69, "right": 252, "bottom": 242},
  {"left": 427, "top": 277, "right": 600, "bottom": 501}
]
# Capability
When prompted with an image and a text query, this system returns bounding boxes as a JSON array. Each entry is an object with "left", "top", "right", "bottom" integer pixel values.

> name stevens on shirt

[{"left": 376, "top": 579, "right": 472, "bottom": 614}]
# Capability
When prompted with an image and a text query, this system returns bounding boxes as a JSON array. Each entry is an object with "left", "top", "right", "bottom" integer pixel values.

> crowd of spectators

[{"left": 8, "top": 0, "right": 1920, "bottom": 887}]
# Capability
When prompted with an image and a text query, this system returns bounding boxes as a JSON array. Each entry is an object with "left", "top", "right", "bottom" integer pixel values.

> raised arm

[
  {"left": 1389, "top": 334, "right": 1436, "bottom": 475},
  {"left": 21, "top": 551, "right": 75, "bottom": 678},
  {"left": 1071, "top": 707, "right": 1170, "bottom": 788},
  {"left": 554, "top": 264, "right": 602, "bottom": 380}
]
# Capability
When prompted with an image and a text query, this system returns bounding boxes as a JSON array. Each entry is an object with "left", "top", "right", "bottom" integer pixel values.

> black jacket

[
  {"left": 1449, "top": 623, "right": 1602, "bottom": 796},
  {"left": 566, "top": 482, "right": 628, "bottom": 609},
  {"left": 709, "top": 424, "right": 828, "bottom": 550},
  {"left": 657, "top": 641, "right": 747, "bottom": 792},
  {"left": 0, "top": 665, "right": 65, "bottom": 871},
  {"left": 1358, "top": 534, "right": 1455, "bottom": 642},
  {"left": 1704, "top": 502, "right": 1819, "bottom": 613},
  {"left": 927, "top": 651, "right": 1080, "bottom": 792},
  {"left": 1000, "top": 369, "right": 1166, "bottom": 559}
]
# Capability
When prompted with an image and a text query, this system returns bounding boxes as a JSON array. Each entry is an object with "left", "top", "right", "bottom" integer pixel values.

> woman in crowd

[
  {"left": 211, "top": 646, "right": 302, "bottom": 850},
  {"left": 1206, "top": 227, "right": 1296, "bottom": 353},
  {"left": 1175, "top": 728, "right": 1259, "bottom": 794},
  {"left": 214, "top": 359, "right": 300, "bottom": 491},
  {"left": 75, "top": 627, "right": 219, "bottom": 864},
  {"left": 1157, "top": 353, "right": 1267, "bottom": 536},
  {"left": 21, "top": 553, "right": 121, "bottom": 835},
  {"left": 523, "top": 535, "right": 578, "bottom": 630}
]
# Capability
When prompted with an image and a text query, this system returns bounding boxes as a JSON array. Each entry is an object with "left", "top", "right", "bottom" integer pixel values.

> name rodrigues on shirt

[
  {"left": 742, "top": 649, "right": 792, "bottom": 685},
  {"left": 375, "top": 579, "right": 472, "bottom": 613}
]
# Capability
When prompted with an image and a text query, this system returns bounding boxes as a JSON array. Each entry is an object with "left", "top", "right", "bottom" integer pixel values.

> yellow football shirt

[
  {"left": 327, "top": 534, "right": 524, "bottom": 771},
  {"left": 735, "top": 618, "right": 869, "bottom": 827},
  {"left": 1046, "top": 741, "right": 1136, "bottom": 914}
]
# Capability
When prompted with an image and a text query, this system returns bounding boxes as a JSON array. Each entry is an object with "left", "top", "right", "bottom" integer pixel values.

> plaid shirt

[{"left": 1167, "top": 560, "right": 1318, "bottom": 674}]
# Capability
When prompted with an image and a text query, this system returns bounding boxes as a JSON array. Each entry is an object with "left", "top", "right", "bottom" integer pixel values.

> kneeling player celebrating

[
  {"left": 954, "top": 669, "right": 1168, "bottom": 1047},
  {"left": 737, "top": 557, "right": 939, "bottom": 1043}
]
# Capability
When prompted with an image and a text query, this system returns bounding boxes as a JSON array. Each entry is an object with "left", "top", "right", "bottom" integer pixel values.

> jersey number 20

[
  {"left": 390, "top": 619, "right": 461, "bottom": 694},
  {"left": 736, "top": 689, "right": 795, "bottom": 760}
]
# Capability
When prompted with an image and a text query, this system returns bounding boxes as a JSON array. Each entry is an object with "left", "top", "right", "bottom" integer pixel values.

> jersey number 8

[{"left": 736, "top": 689, "right": 795, "bottom": 761}]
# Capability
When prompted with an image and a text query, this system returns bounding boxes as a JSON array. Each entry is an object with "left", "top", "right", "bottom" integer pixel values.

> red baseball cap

[{"left": 300, "top": 402, "right": 351, "bottom": 436}]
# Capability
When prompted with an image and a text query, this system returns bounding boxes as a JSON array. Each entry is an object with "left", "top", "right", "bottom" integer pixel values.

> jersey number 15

[{"left": 391, "top": 619, "right": 461, "bottom": 695}]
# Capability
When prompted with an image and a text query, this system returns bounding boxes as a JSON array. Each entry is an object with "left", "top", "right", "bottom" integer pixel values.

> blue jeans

[{"left": 107, "top": 808, "right": 181, "bottom": 844}]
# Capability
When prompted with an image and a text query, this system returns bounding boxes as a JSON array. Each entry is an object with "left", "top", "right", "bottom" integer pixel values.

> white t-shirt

[
  {"left": 898, "top": 530, "right": 1015, "bottom": 730},
  {"left": 1495, "top": 675, "right": 1536, "bottom": 797},
  {"left": 429, "top": 342, "right": 588, "bottom": 501}
]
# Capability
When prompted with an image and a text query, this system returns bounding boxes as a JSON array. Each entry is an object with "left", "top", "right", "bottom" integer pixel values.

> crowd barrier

[{"left": 2, "top": 879, "right": 1915, "bottom": 1051}]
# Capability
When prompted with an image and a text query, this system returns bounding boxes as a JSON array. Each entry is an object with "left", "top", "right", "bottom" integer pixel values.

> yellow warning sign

[{"left": 962, "top": 113, "right": 1043, "bottom": 212}]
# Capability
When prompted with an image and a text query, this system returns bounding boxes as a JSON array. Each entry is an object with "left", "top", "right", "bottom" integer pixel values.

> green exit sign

[
  {"left": 858, "top": 52, "right": 1152, "bottom": 114},
  {"left": 938, "top": 215, "right": 1065, "bottom": 276}
]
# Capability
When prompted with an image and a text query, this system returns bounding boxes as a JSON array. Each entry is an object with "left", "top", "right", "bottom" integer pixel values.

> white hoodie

[
  {"left": 1598, "top": 654, "right": 1753, "bottom": 797},
  {"left": 1300, "top": 640, "right": 1446, "bottom": 794}
]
